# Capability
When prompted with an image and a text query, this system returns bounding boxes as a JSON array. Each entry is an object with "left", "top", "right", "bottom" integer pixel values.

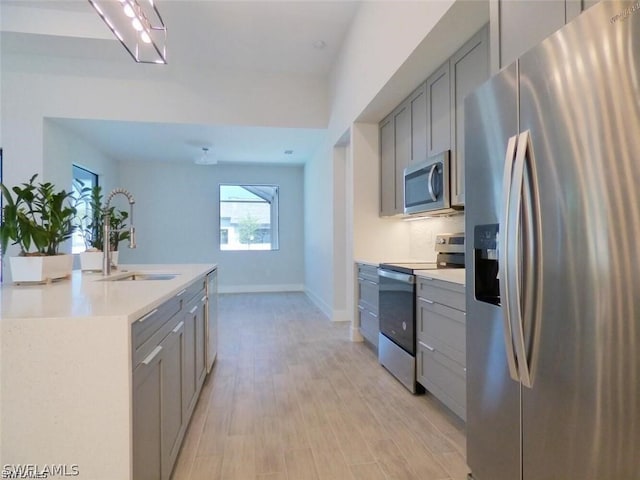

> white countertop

[
  {"left": 0, "top": 263, "right": 217, "bottom": 479},
  {"left": 416, "top": 268, "right": 466, "bottom": 286},
  {"left": 0, "top": 263, "right": 217, "bottom": 323}
]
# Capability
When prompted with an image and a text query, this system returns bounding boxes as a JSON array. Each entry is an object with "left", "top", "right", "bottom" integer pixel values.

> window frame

[
  {"left": 71, "top": 165, "right": 99, "bottom": 254},
  {"left": 218, "top": 183, "right": 280, "bottom": 251}
]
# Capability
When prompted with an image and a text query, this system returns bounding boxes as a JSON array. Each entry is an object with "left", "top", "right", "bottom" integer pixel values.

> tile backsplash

[{"left": 408, "top": 213, "right": 465, "bottom": 262}]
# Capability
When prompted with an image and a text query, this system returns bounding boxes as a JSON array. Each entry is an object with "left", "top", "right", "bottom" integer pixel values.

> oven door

[{"left": 378, "top": 268, "right": 416, "bottom": 355}]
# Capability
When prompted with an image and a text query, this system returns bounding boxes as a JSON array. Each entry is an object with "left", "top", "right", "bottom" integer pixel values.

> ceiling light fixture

[
  {"left": 88, "top": 0, "right": 167, "bottom": 64},
  {"left": 195, "top": 147, "right": 217, "bottom": 166}
]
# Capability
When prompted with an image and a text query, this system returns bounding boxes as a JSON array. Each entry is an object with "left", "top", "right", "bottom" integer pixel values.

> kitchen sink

[{"left": 101, "top": 272, "right": 179, "bottom": 281}]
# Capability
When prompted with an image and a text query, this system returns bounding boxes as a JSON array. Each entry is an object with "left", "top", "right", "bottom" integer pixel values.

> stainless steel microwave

[{"left": 403, "top": 151, "right": 452, "bottom": 215}]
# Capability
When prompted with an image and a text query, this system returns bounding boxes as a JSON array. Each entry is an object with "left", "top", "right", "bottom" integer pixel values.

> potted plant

[
  {"left": 0, "top": 174, "right": 77, "bottom": 283},
  {"left": 74, "top": 183, "right": 130, "bottom": 271}
]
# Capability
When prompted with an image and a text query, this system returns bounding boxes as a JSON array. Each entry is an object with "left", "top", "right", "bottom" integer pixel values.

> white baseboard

[
  {"left": 304, "top": 287, "right": 332, "bottom": 319},
  {"left": 331, "top": 309, "right": 350, "bottom": 323},
  {"left": 351, "top": 326, "right": 364, "bottom": 342},
  {"left": 218, "top": 284, "right": 304, "bottom": 294}
]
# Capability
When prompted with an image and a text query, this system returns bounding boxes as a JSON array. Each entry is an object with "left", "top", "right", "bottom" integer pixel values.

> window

[
  {"left": 71, "top": 165, "right": 99, "bottom": 254},
  {"left": 219, "top": 184, "right": 279, "bottom": 251}
]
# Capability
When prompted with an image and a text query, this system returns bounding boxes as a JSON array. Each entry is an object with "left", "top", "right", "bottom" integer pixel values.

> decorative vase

[
  {"left": 79, "top": 251, "right": 119, "bottom": 272},
  {"left": 9, "top": 254, "right": 74, "bottom": 284}
]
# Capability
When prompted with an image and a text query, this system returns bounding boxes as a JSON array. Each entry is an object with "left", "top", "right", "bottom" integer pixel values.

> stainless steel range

[{"left": 378, "top": 233, "right": 464, "bottom": 393}]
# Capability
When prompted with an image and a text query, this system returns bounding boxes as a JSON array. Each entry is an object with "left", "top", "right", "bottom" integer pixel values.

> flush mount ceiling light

[
  {"left": 195, "top": 147, "right": 217, "bottom": 166},
  {"left": 88, "top": 0, "right": 167, "bottom": 64}
]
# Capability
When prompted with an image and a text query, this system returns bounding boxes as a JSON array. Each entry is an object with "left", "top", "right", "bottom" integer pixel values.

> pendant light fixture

[
  {"left": 195, "top": 147, "right": 217, "bottom": 166},
  {"left": 88, "top": 0, "right": 167, "bottom": 64}
]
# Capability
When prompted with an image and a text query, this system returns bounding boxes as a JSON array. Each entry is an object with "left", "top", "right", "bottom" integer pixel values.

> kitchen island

[{"left": 0, "top": 263, "right": 217, "bottom": 480}]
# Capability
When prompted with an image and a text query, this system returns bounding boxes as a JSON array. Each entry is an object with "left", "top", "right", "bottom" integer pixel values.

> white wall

[
  {"left": 117, "top": 161, "right": 304, "bottom": 293},
  {"left": 304, "top": 143, "right": 334, "bottom": 315},
  {"left": 0, "top": 53, "right": 327, "bottom": 191},
  {"left": 44, "top": 119, "right": 120, "bottom": 194},
  {"left": 304, "top": 2, "right": 456, "bottom": 320}
]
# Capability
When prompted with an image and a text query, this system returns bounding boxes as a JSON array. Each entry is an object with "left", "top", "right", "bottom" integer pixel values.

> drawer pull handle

[
  {"left": 189, "top": 305, "right": 198, "bottom": 314},
  {"left": 172, "top": 321, "right": 185, "bottom": 333},
  {"left": 142, "top": 346, "right": 162, "bottom": 365},
  {"left": 201, "top": 295, "right": 207, "bottom": 303},
  {"left": 423, "top": 299, "right": 434, "bottom": 304},
  {"left": 370, "top": 312, "right": 378, "bottom": 318},
  {"left": 138, "top": 308, "right": 159, "bottom": 323},
  {"left": 176, "top": 289, "right": 187, "bottom": 297},
  {"left": 358, "top": 305, "right": 365, "bottom": 311},
  {"left": 366, "top": 280, "right": 377, "bottom": 286},
  {"left": 419, "top": 341, "right": 435, "bottom": 352}
]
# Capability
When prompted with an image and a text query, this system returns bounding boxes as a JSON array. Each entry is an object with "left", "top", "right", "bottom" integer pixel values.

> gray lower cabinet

[
  {"left": 450, "top": 24, "right": 489, "bottom": 207},
  {"left": 132, "top": 345, "right": 162, "bottom": 480},
  {"left": 357, "top": 263, "right": 379, "bottom": 348},
  {"left": 132, "top": 277, "right": 208, "bottom": 480},
  {"left": 182, "top": 293, "right": 207, "bottom": 431},
  {"left": 416, "top": 276, "right": 466, "bottom": 420}
]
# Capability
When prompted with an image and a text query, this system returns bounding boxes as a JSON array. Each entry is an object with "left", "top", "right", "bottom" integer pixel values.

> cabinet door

[
  {"left": 379, "top": 115, "right": 396, "bottom": 216},
  {"left": 426, "top": 62, "right": 451, "bottom": 157},
  {"left": 183, "top": 302, "right": 198, "bottom": 419},
  {"left": 133, "top": 345, "right": 163, "bottom": 480},
  {"left": 161, "top": 321, "right": 185, "bottom": 480},
  {"left": 450, "top": 25, "right": 489, "bottom": 206},
  {"left": 188, "top": 297, "right": 207, "bottom": 387},
  {"left": 410, "top": 83, "right": 427, "bottom": 164},
  {"left": 207, "top": 270, "right": 218, "bottom": 370},
  {"left": 499, "top": 1, "right": 565, "bottom": 68},
  {"left": 394, "top": 103, "right": 411, "bottom": 213}
]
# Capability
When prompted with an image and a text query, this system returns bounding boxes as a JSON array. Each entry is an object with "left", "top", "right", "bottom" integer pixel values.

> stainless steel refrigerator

[{"left": 465, "top": 1, "right": 640, "bottom": 479}]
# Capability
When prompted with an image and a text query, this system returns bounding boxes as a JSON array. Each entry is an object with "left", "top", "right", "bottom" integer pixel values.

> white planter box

[
  {"left": 10, "top": 254, "right": 74, "bottom": 284},
  {"left": 79, "top": 251, "right": 119, "bottom": 272}
]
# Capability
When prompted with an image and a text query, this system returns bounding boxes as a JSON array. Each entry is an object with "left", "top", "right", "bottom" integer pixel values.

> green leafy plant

[
  {"left": 0, "top": 174, "right": 77, "bottom": 256},
  {"left": 73, "top": 183, "right": 129, "bottom": 251}
]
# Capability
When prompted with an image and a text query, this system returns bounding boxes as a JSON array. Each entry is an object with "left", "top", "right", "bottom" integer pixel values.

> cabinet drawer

[
  {"left": 417, "top": 277, "right": 465, "bottom": 311},
  {"left": 132, "top": 296, "right": 182, "bottom": 351},
  {"left": 417, "top": 341, "right": 466, "bottom": 420},
  {"left": 359, "top": 308, "right": 379, "bottom": 347},
  {"left": 181, "top": 277, "right": 206, "bottom": 303},
  {"left": 358, "top": 278, "right": 379, "bottom": 313},
  {"left": 417, "top": 298, "right": 465, "bottom": 366},
  {"left": 357, "top": 264, "right": 379, "bottom": 283}
]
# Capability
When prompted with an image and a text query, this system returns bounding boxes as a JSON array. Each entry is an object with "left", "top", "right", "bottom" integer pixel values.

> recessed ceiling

[
  {"left": 2, "top": 1, "right": 361, "bottom": 164},
  {"left": 51, "top": 118, "right": 326, "bottom": 166}
]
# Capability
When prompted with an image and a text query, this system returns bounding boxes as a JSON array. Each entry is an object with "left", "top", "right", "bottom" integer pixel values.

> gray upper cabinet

[
  {"left": 380, "top": 83, "right": 429, "bottom": 216},
  {"left": 393, "top": 104, "right": 411, "bottom": 213},
  {"left": 426, "top": 62, "right": 451, "bottom": 157},
  {"left": 410, "top": 83, "right": 428, "bottom": 165},
  {"left": 450, "top": 25, "right": 489, "bottom": 207},
  {"left": 491, "top": 0, "right": 596, "bottom": 72},
  {"left": 379, "top": 115, "right": 396, "bottom": 216}
]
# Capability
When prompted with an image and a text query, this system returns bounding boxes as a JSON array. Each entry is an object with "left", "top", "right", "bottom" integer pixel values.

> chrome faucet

[{"left": 103, "top": 188, "right": 136, "bottom": 276}]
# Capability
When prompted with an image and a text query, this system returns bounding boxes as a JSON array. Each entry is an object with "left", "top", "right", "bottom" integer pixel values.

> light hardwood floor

[{"left": 171, "top": 292, "right": 469, "bottom": 480}]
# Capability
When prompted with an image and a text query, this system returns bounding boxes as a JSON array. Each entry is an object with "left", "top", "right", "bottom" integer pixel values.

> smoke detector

[{"left": 194, "top": 147, "right": 216, "bottom": 165}]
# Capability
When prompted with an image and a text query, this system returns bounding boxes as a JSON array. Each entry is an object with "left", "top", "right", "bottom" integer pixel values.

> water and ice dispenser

[{"left": 474, "top": 224, "right": 500, "bottom": 306}]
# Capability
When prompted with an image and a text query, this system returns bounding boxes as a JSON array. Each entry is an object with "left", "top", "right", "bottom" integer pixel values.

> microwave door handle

[{"left": 427, "top": 164, "right": 438, "bottom": 201}]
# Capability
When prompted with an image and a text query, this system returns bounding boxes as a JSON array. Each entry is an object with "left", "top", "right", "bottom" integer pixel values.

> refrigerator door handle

[
  {"left": 511, "top": 130, "right": 541, "bottom": 389},
  {"left": 499, "top": 134, "right": 521, "bottom": 382},
  {"left": 518, "top": 130, "right": 543, "bottom": 389}
]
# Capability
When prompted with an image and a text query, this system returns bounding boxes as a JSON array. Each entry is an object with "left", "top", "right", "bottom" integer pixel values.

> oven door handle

[{"left": 377, "top": 268, "right": 415, "bottom": 284}]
